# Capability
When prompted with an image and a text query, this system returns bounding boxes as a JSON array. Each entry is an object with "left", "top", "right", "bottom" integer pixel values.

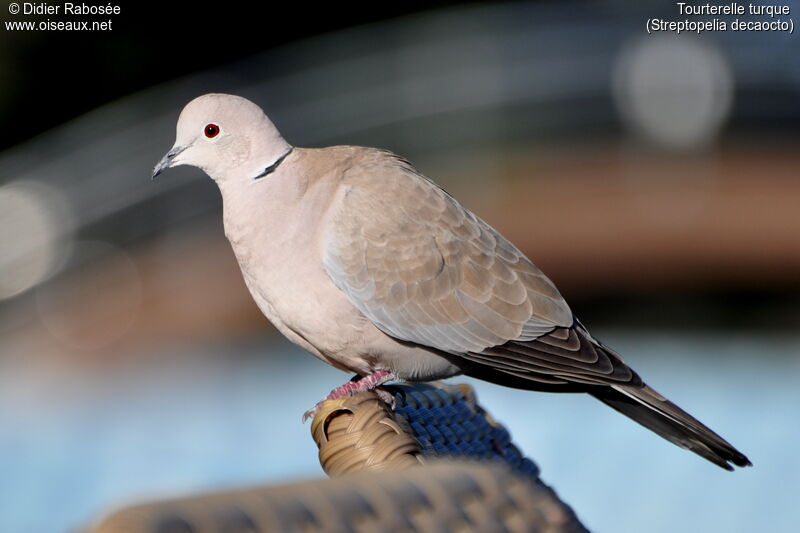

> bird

[{"left": 153, "top": 93, "right": 751, "bottom": 471}]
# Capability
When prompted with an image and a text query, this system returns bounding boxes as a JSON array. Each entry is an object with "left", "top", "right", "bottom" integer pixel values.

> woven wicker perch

[
  {"left": 311, "top": 382, "right": 586, "bottom": 530},
  {"left": 312, "top": 383, "right": 544, "bottom": 476},
  {"left": 87, "top": 382, "right": 588, "bottom": 533}
]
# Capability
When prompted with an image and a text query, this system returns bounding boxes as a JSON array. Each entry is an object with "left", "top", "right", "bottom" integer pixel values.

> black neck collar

[{"left": 253, "top": 147, "right": 294, "bottom": 180}]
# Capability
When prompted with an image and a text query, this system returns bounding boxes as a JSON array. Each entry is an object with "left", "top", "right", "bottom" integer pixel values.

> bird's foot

[{"left": 302, "top": 369, "right": 395, "bottom": 422}]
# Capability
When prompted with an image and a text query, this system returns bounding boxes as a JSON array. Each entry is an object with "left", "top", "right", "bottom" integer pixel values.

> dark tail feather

[{"left": 591, "top": 384, "right": 752, "bottom": 471}]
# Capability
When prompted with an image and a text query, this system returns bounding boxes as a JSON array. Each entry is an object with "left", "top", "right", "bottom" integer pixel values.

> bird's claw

[
  {"left": 302, "top": 403, "right": 324, "bottom": 423},
  {"left": 301, "top": 370, "right": 395, "bottom": 423},
  {"left": 373, "top": 387, "right": 396, "bottom": 408}
]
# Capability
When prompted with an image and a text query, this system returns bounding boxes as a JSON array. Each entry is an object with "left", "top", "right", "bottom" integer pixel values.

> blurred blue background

[{"left": 0, "top": 1, "right": 798, "bottom": 532}]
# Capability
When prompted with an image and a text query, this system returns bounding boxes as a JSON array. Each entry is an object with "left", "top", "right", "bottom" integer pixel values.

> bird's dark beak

[{"left": 152, "top": 145, "right": 186, "bottom": 180}]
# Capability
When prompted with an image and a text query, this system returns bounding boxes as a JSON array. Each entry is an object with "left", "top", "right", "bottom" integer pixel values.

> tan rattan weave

[
  {"left": 87, "top": 462, "right": 584, "bottom": 533},
  {"left": 311, "top": 389, "right": 425, "bottom": 475}
]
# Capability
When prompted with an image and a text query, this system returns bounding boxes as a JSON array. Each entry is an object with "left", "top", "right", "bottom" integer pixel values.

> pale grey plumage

[
  {"left": 323, "top": 150, "right": 572, "bottom": 355},
  {"left": 154, "top": 93, "right": 751, "bottom": 471}
]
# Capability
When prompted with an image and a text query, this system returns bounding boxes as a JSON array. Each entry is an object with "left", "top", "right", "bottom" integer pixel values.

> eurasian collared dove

[{"left": 154, "top": 93, "right": 751, "bottom": 471}]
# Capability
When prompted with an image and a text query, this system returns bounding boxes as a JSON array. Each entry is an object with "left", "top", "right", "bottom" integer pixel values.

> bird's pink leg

[{"left": 302, "top": 370, "right": 395, "bottom": 422}]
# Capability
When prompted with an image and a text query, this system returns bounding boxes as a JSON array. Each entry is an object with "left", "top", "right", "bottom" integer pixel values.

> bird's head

[{"left": 152, "top": 93, "right": 291, "bottom": 182}]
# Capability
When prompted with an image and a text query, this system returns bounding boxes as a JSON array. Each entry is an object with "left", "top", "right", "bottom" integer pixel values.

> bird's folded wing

[{"left": 322, "top": 150, "right": 573, "bottom": 355}]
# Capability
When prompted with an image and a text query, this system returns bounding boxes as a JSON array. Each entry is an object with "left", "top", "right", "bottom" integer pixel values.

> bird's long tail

[{"left": 591, "top": 384, "right": 752, "bottom": 471}]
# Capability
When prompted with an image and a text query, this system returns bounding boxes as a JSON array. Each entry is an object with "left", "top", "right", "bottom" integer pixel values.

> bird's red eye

[{"left": 204, "top": 124, "right": 220, "bottom": 138}]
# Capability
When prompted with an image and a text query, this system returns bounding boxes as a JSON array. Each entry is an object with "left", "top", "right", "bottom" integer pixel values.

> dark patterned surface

[{"left": 392, "top": 383, "right": 541, "bottom": 479}]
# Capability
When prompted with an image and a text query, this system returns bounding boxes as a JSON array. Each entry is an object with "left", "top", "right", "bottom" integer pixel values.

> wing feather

[
  {"left": 323, "top": 149, "right": 572, "bottom": 356},
  {"left": 322, "top": 149, "right": 640, "bottom": 389}
]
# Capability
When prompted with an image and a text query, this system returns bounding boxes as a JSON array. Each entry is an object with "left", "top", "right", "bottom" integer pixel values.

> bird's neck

[
  {"left": 218, "top": 154, "right": 293, "bottom": 231},
  {"left": 217, "top": 149, "right": 324, "bottom": 266},
  {"left": 215, "top": 147, "right": 352, "bottom": 307},
  {"left": 216, "top": 147, "right": 343, "bottom": 270}
]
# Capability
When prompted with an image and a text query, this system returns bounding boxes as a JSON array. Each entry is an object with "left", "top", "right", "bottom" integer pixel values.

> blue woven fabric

[{"left": 390, "top": 383, "right": 541, "bottom": 480}]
